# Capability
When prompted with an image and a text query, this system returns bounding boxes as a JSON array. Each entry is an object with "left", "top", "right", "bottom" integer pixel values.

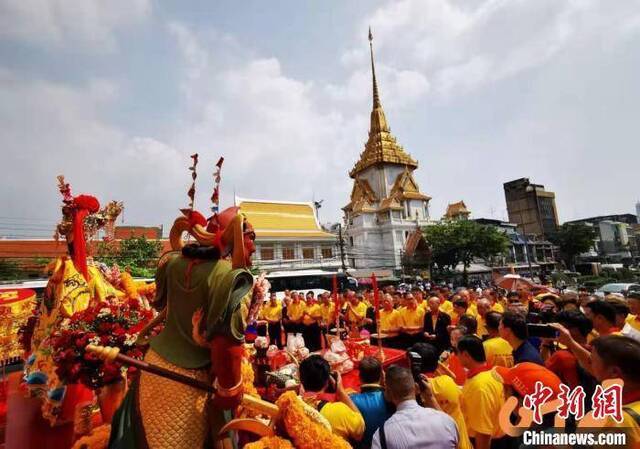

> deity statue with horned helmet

[{"left": 109, "top": 155, "right": 267, "bottom": 449}]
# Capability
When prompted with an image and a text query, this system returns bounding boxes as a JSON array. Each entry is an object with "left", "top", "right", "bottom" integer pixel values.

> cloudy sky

[{"left": 1, "top": 0, "right": 639, "bottom": 238}]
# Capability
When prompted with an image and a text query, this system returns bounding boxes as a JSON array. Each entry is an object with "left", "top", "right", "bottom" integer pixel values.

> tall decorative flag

[
  {"left": 372, "top": 272, "right": 384, "bottom": 361},
  {"left": 187, "top": 153, "right": 199, "bottom": 211},
  {"left": 332, "top": 275, "right": 340, "bottom": 334},
  {"left": 211, "top": 157, "right": 224, "bottom": 214}
]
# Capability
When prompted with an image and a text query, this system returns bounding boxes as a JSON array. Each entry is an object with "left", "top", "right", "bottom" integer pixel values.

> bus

[{"left": 265, "top": 269, "right": 357, "bottom": 299}]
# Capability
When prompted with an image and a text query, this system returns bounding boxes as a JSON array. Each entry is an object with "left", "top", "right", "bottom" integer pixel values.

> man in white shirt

[{"left": 371, "top": 365, "right": 458, "bottom": 449}]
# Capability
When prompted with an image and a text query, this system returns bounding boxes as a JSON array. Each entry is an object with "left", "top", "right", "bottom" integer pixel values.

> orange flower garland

[
  {"left": 275, "top": 391, "right": 352, "bottom": 449},
  {"left": 71, "top": 424, "right": 111, "bottom": 449},
  {"left": 244, "top": 436, "right": 294, "bottom": 449},
  {"left": 119, "top": 272, "right": 139, "bottom": 300}
]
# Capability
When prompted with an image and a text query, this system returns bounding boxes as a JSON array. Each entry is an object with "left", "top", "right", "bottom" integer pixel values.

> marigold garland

[
  {"left": 71, "top": 424, "right": 111, "bottom": 449},
  {"left": 243, "top": 436, "right": 294, "bottom": 449},
  {"left": 119, "top": 272, "right": 139, "bottom": 300},
  {"left": 275, "top": 391, "right": 351, "bottom": 449}
]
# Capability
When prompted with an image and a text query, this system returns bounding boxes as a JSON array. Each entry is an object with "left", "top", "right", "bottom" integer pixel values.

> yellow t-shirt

[
  {"left": 319, "top": 303, "right": 336, "bottom": 324},
  {"left": 603, "top": 400, "right": 640, "bottom": 447},
  {"left": 477, "top": 315, "right": 488, "bottom": 337},
  {"left": 491, "top": 302, "right": 504, "bottom": 313},
  {"left": 380, "top": 309, "right": 401, "bottom": 333},
  {"left": 346, "top": 301, "right": 368, "bottom": 323},
  {"left": 259, "top": 302, "right": 282, "bottom": 322},
  {"left": 431, "top": 375, "right": 472, "bottom": 449},
  {"left": 483, "top": 337, "right": 514, "bottom": 368},
  {"left": 303, "top": 303, "right": 323, "bottom": 325},
  {"left": 287, "top": 300, "right": 307, "bottom": 321},
  {"left": 319, "top": 401, "right": 365, "bottom": 441},
  {"left": 440, "top": 300, "right": 454, "bottom": 316},
  {"left": 399, "top": 307, "right": 426, "bottom": 329},
  {"left": 461, "top": 370, "right": 505, "bottom": 438}
]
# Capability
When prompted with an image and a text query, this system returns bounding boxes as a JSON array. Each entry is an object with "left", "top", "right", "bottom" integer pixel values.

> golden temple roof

[
  {"left": 444, "top": 201, "right": 471, "bottom": 219},
  {"left": 349, "top": 29, "right": 418, "bottom": 178},
  {"left": 236, "top": 198, "right": 335, "bottom": 240}
]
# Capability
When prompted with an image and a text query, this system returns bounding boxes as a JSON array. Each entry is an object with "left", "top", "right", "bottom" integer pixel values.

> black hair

[
  {"left": 359, "top": 356, "right": 383, "bottom": 384},
  {"left": 501, "top": 310, "right": 528, "bottom": 340},
  {"left": 453, "top": 299, "right": 468, "bottom": 308},
  {"left": 409, "top": 342, "right": 439, "bottom": 373},
  {"left": 485, "top": 311, "right": 502, "bottom": 331},
  {"left": 385, "top": 365, "right": 415, "bottom": 400},
  {"left": 556, "top": 310, "right": 593, "bottom": 338},
  {"left": 299, "top": 355, "right": 330, "bottom": 392},
  {"left": 584, "top": 300, "right": 617, "bottom": 325},
  {"left": 628, "top": 291, "right": 640, "bottom": 301},
  {"left": 457, "top": 335, "right": 486, "bottom": 362},
  {"left": 458, "top": 314, "right": 478, "bottom": 335},
  {"left": 593, "top": 335, "right": 640, "bottom": 383},
  {"left": 506, "top": 291, "right": 519, "bottom": 299},
  {"left": 605, "top": 298, "right": 630, "bottom": 318},
  {"left": 181, "top": 243, "right": 221, "bottom": 260}
]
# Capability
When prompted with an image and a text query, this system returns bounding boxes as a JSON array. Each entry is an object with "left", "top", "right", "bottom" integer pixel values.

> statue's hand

[
  {"left": 191, "top": 308, "right": 211, "bottom": 348},
  {"left": 253, "top": 274, "right": 270, "bottom": 302}
]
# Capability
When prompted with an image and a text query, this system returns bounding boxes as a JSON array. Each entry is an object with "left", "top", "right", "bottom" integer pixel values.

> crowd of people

[{"left": 255, "top": 284, "right": 640, "bottom": 449}]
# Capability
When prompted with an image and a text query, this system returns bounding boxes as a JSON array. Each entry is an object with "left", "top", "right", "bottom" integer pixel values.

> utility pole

[{"left": 338, "top": 223, "right": 347, "bottom": 272}]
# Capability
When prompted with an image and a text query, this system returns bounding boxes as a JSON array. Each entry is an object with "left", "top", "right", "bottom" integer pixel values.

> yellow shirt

[
  {"left": 491, "top": 302, "right": 504, "bottom": 313},
  {"left": 259, "top": 302, "right": 282, "bottom": 322},
  {"left": 319, "top": 402, "right": 365, "bottom": 441},
  {"left": 431, "top": 375, "right": 472, "bottom": 449},
  {"left": 483, "top": 337, "right": 514, "bottom": 368},
  {"left": 303, "top": 303, "right": 322, "bottom": 325},
  {"left": 319, "top": 303, "right": 336, "bottom": 324},
  {"left": 461, "top": 371, "right": 505, "bottom": 438},
  {"left": 346, "top": 301, "right": 368, "bottom": 323},
  {"left": 603, "top": 399, "right": 640, "bottom": 446},
  {"left": 380, "top": 309, "right": 401, "bottom": 333},
  {"left": 287, "top": 300, "right": 307, "bottom": 321},
  {"left": 399, "top": 307, "right": 426, "bottom": 329},
  {"left": 477, "top": 315, "right": 488, "bottom": 337},
  {"left": 440, "top": 300, "right": 454, "bottom": 316}
]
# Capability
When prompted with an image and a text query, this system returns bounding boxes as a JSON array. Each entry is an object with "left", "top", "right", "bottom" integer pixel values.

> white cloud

[
  {"left": 0, "top": 0, "right": 151, "bottom": 51},
  {"left": 346, "top": 0, "right": 640, "bottom": 99}
]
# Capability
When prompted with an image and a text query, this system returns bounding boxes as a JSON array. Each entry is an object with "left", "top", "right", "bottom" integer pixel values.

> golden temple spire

[
  {"left": 369, "top": 27, "right": 381, "bottom": 109},
  {"left": 348, "top": 28, "right": 418, "bottom": 178}
]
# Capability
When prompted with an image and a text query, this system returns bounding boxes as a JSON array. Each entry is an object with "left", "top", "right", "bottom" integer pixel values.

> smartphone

[
  {"left": 527, "top": 323, "right": 559, "bottom": 339},
  {"left": 407, "top": 351, "right": 424, "bottom": 386}
]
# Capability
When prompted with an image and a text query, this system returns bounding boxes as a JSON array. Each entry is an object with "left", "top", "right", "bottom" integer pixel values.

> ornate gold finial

[
  {"left": 86, "top": 344, "right": 121, "bottom": 361},
  {"left": 369, "top": 27, "right": 381, "bottom": 109}
]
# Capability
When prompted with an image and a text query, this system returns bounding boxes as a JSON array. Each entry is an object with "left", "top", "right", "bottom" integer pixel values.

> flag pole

[{"left": 372, "top": 273, "right": 385, "bottom": 361}]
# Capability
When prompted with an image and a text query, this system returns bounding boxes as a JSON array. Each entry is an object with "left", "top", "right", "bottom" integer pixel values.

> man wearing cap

[{"left": 622, "top": 291, "right": 640, "bottom": 343}]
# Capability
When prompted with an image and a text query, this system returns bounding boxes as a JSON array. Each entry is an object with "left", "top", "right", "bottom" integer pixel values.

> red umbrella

[{"left": 495, "top": 274, "right": 535, "bottom": 291}]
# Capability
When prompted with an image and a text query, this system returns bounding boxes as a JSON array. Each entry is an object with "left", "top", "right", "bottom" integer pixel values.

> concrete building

[
  {"left": 566, "top": 214, "right": 637, "bottom": 262},
  {"left": 236, "top": 198, "right": 340, "bottom": 271},
  {"left": 343, "top": 32, "right": 431, "bottom": 271},
  {"left": 473, "top": 218, "right": 556, "bottom": 275},
  {"left": 504, "top": 178, "right": 559, "bottom": 238}
]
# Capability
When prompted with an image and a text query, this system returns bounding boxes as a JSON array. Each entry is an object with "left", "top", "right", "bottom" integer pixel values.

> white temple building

[{"left": 343, "top": 31, "right": 431, "bottom": 271}]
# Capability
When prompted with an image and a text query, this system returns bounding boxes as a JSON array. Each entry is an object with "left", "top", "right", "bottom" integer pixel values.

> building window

[
  {"left": 260, "top": 245, "right": 274, "bottom": 261},
  {"left": 302, "top": 247, "right": 315, "bottom": 260},
  {"left": 282, "top": 246, "right": 295, "bottom": 260},
  {"left": 321, "top": 246, "right": 333, "bottom": 258}
]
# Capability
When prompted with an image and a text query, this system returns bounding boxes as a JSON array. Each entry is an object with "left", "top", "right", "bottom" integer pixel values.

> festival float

[{"left": 12, "top": 157, "right": 406, "bottom": 449}]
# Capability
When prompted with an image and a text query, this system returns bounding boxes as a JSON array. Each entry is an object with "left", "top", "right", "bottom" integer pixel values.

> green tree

[
  {"left": 96, "top": 236, "right": 162, "bottom": 277},
  {"left": 0, "top": 258, "right": 23, "bottom": 281},
  {"left": 548, "top": 223, "right": 597, "bottom": 271},
  {"left": 423, "top": 220, "right": 510, "bottom": 282}
]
